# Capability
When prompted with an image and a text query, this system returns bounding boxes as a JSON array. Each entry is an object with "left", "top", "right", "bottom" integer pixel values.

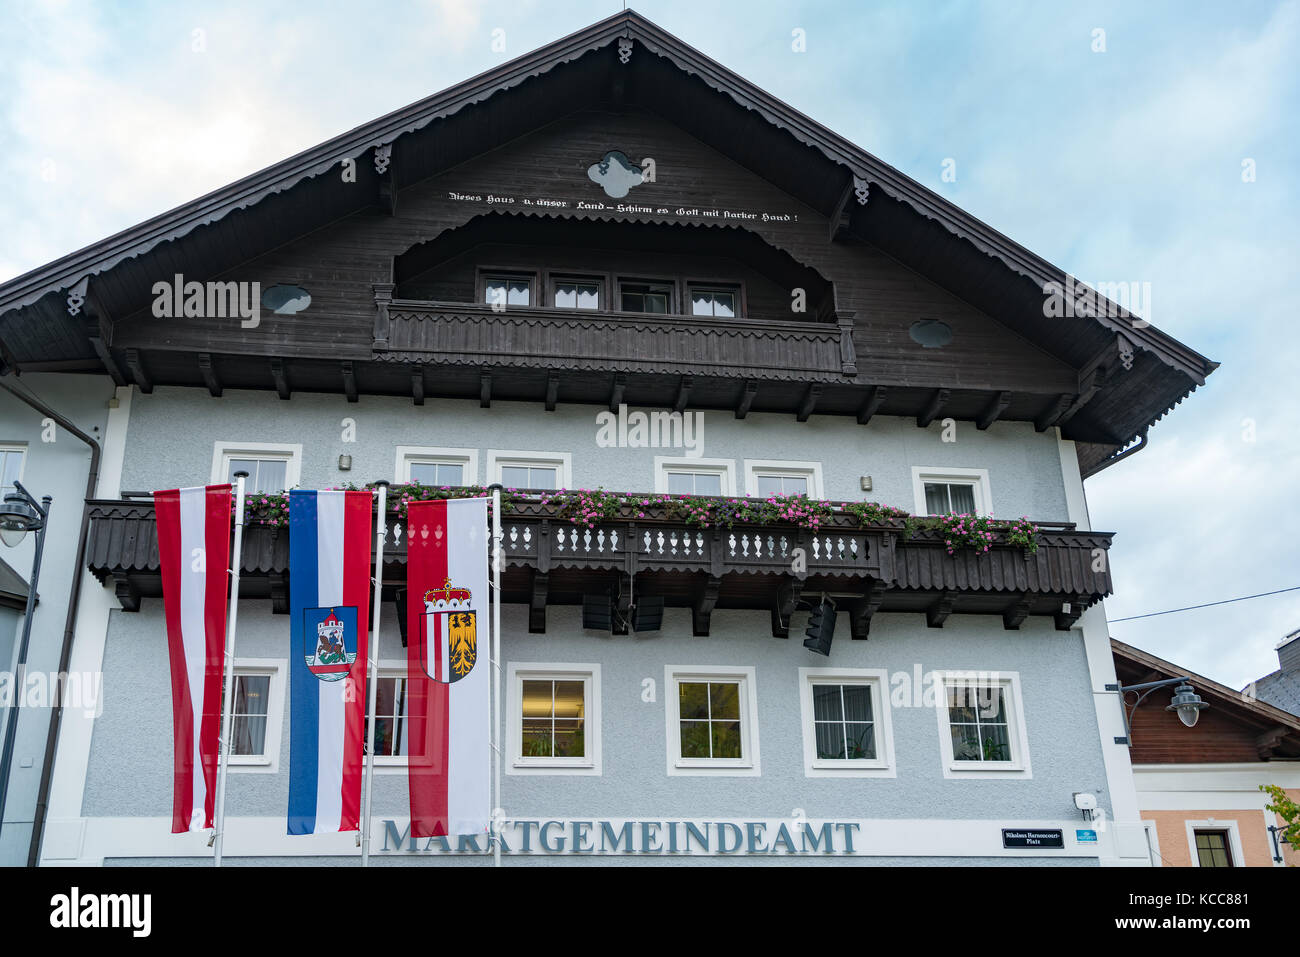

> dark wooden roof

[
  {"left": 0, "top": 9, "right": 1216, "bottom": 477},
  {"left": 1112, "top": 638, "right": 1300, "bottom": 762}
]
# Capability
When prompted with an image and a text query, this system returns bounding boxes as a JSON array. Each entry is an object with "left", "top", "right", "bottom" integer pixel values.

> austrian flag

[{"left": 153, "top": 484, "right": 232, "bottom": 833}]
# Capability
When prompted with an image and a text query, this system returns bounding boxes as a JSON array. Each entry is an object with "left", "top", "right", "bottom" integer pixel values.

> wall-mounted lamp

[
  {"left": 1108, "top": 675, "right": 1209, "bottom": 745},
  {"left": 338, "top": 454, "right": 352, "bottom": 471}
]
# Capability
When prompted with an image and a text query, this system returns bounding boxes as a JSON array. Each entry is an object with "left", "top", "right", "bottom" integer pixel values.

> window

[
  {"left": 488, "top": 450, "right": 572, "bottom": 491},
  {"left": 933, "top": 671, "right": 1030, "bottom": 778},
  {"left": 654, "top": 456, "right": 735, "bottom": 496},
  {"left": 395, "top": 446, "right": 478, "bottom": 486},
  {"left": 664, "top": 666, "right": 759, "bottom": 775},
  {"left": 551, "top": 276, "right": 602, "bottom": 310},
  {"left": 0, "top": 446, "right": 25, "bottom": 499},
  {"left": 689, "top": 284, "right": 740, "bottom": 318},
  {"left": 211, "top": 442, "right": 302, "bottom": 494},
  {"left": 507, "top": 664, "right": 601, "bottom": 775},
  {"left": 911, "top": 467, "right": 992, "bottom": 517},
  {"left": 216, "top": 659, "right": 285, "bottom": 771},
  {"left": 619, "top": 279, "right": 673, "bottom": 314},
  {"left": 482, "top": 273, "right": 532, "bottom": 308},
  {"left": 1194, "top": 830, "right": 1234, "bottom": 868},
  {"left": 365, "top": 671, "right": 409, "bottom": 763},
  {"left": 798, "top": 669, "right": 895, "bottom": 777},
  {"left": 743, "top": 460, "right": 824, "bottom": 498}
]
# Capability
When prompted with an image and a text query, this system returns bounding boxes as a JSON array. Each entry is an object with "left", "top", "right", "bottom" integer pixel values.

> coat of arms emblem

[
  {"left": 303, "top": 606, "right": 359, "bottom": 682},
  {"left": 418, "top": 578, "right": 477, "bottom": 684}
]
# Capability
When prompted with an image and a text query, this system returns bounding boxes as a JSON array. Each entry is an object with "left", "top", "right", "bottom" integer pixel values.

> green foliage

[{"left": 1260, "top": 784, "right": 1300, "bottom": 865}]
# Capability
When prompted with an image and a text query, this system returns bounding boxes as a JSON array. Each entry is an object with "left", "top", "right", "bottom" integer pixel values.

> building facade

[
  {"left": 1113, "top": 639, "right": 1300, "bottom": 867},
  {"left": 0, "top": 11, "right": 1216, "bottom": 865}
]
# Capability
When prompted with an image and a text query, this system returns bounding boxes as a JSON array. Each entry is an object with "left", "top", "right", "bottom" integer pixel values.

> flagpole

[
  {"left": 489, "top": 484, "right": 503, "bottom": 868},
  {"left": 361, "top": 481, "right": 388, "bottom": 867},
  {"left": 212, "top": 471, "right": 248, "bottom": 867}
]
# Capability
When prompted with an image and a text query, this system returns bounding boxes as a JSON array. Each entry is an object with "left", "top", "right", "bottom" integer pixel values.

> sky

[{"left": 1, "top": 0, "right": 1296, "bottom": 688}]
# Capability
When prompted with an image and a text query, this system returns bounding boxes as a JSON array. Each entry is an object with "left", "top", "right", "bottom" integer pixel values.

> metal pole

[
  {"left": 212, "top": 473, "right": 247, "bottom": 866},
  {"left": 361, "top": 482, "right": 388, "bottom": 866},
  {"left": 490, "top": 485, "right": 503, "bottom": 868},
  {"left": 0, "top": 487, "right": 50, "bottom": 842}
]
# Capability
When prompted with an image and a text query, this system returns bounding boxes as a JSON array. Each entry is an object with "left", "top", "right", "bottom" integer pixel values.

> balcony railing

[
  {"left": 87, "top": 494, "right": 1112, "bottom": 637},
  {"left": 371, "top": 296, "right": 857, "bottom": 380}
]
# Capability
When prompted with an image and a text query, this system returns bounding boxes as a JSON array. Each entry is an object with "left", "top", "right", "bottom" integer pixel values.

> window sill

[
  {"left": 669, "top": 758, "right": 758, "bottom": 777},
  {"left": 508, "top": 759, "right": 600, "bottom": 776}
]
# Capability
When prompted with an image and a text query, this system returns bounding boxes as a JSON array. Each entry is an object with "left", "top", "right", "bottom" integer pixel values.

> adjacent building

[
  {"left": 0, "top": 11, "right": 1217, "bottom": 865},
  {"left": 1113, "top": 639, "right": 1300, "bottom": 867}
]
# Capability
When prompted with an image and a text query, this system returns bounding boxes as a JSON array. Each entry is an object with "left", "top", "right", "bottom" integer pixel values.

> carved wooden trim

[
  {"left": 849, "top": 580, "right": 888, "bottom": 640},
  {"left": 372, "top": 282, "right": 395, "bottom": 352},
  {"left": 926, "top": 589, "right": 956, "bottom": 628},
  {"left": 271, "top": 358, "right": 291, "bottom": 400},
  {"left": 198, "top": 353, "right": 222, "bottom": 397},
  {"left": 977, "top": 391, "right": 1011, "bottom": 430},
  {"left": 836, "top": 310, "right": 857, "bottom": 375},
  {"left": 917, "top": 388, "right": 950, "bottom": 428},
  {"left": 692, "top": 575, "right": 722, "bottom": 637},
  {"left": 735, "top": 380, "right": 758, "bottom": 419},
  {"left": 857, "top": 385, "right": 887, "bottom": 425}
]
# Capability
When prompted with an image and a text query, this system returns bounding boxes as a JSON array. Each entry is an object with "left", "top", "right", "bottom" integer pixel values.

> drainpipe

[{"left": 0, "top": 379, "right": 102, "bottom": 867}]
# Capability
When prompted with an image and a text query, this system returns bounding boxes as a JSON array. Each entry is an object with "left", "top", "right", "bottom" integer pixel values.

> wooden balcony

[
  {"left": 371, "top": 296, "right": 857, "bottom": 382},
  {"left": 86, "top": 495, "right": 1112, "bottom": 637}
]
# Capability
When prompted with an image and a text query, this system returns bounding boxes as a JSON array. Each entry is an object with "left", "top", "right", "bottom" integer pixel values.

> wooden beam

[
  {"left": 269, "top": 572, "right": 289, "bottom": 615},
  {"left": 735, "top": 380, "right": 758, "bottom": 419},
  {"left": 977, "top": 391, "right": 1011, "bottom": 430},
  {"left": 271, "top": 358, "right": 291, "bottom": 400},
  {"left": 857, "top": 385, "right": 887, "bottom": 425},
  {"left": 1255, "top": 726, "right": 1290, "bottom": 760},
  {"left": 342, "top": 361, "right": 358, "bottom": 403},
  {"left": 197, "top": 353, "right": 222, "bottom": 397},
  {"left": 411, "top": 366, "right": 424, "bottom": 406},
  {"left": 124, "top": 349, "right": 152, "bottom": 394},
  {"left": 674, "top": 375, "right": 693, "bottom": 413},
  {"left": 88, "top": 331, "right": 126, "bottom": 386},
  {"left": 849, "top": 580, "right": 888, "bottom": 639},
  {"left": 1002, "top": 594, "right": 1033, "bottom": 630},
  {"left": 917, "top": 388, "right": 950, "bottom": 428},
  {"left": 1059, "top": 366, "right": 1110, "bottom": 427},
  {"left": 545, "top": 372, "right": 559, "bottom": 412},
  {"left": 796, "top": 384, "right": 821, "bottom": 422},
  {"left": 926, "top": 589, "right": 955, "bottom": 628},
  {"left": 1054, "top": 595, "right": 1089, "bottom": 631},
  {"left": 608, "top": 374, "right": 626, "bottom": 413},
  {"left": 529, "top": 571, "right": 549, "bottom": 634},
  {"left": 111, "top": 571, "right": 140, "bottom": 612},
  {"left": 1034, "top": 393, "right": 1071, "bottom": 432},
  {"left": 828, "top": 176, "right": 855, "bottom": 243},
  {"left": 692, "top": 576, "right": 722, "bottom": 637},
  {"left": 480, "top": 370, "right": 492, "bottom": 408}
]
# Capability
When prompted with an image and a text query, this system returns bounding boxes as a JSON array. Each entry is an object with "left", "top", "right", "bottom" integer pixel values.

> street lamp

[
  {"left": 1111, "top": 675, "right": 1209, "bottom": 745},
  {"left": 0, "top": 481, "right": 51, "bottom": 843}
]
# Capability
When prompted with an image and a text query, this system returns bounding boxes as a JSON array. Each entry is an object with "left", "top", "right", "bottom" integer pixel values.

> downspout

[
  {"left": 0, "top": 379, "right": 102, "bottom": 867},
  {"left": 1082, "top": 428, "right": 1147, "bottom": 479}
]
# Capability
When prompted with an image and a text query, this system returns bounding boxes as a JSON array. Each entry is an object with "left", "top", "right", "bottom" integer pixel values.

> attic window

[{"left": 909, "top": 319, "right": 952, "bottom": 348}]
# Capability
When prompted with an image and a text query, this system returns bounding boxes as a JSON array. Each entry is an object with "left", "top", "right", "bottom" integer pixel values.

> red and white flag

[
  {"left": 154, "top": 484, "right": 232, "bottom": 833},
  {"left": 406, "top": 498, "right": 491, "bottom": 838}
]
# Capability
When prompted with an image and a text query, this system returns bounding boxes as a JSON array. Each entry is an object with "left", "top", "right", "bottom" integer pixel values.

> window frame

[
  {"left": 743, "top": 459, "right": 824, "bottom": 499},
  {"left": 798, "top": 668, "right": 895, "bottom": 778},
  {"left": 0, "top": 444, "right": 27, "bottom": 498},
  {"left": 664, "top": 665, "right": 760, "bottom": 776},
  {"left": 615, "top": 276, "right": 679, "bottom": 315},
  {"left": 210, "top": 441, "right": 302, "bottom": 492},
  {"left": 486, "top": 450, "right": 572, "bottom": 490},
  {"left": 546, "top": 272, "right": 607, "bottom": 311},
  {"left": 685, "top": 279, "right": 745, "bottom": 319},
  {"left": 394, "top": 446, "right": 479, "bottom": 486},
  {"left": 224, "top": 658, "right": 285, "bottom": 772},
  {"left": 933, "top": 670, "right": 1031, "bottom": 779},
  {"left": 653, "top": 456, "right": 736, "bottom": 497},
  {"left": 477, "top": 267, "right": 537, "bottom": 309},
  {"left": 911, "top": 466, "right": 993, "bottom": 517},
  {"left": 1185, "top": 821, "right": 1243, "bottom": 868},
  {"left": 506, "top": 662, "right": 602, "bottom": 776},
  {"left": 365, "top": 661, "right": 412, "bottom": 769}
]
